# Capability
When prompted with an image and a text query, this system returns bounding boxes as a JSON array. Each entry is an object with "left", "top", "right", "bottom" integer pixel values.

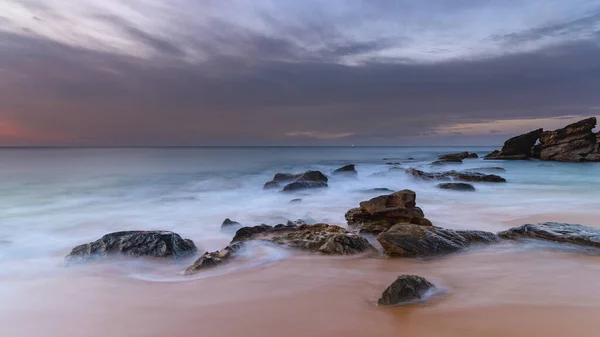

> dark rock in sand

[
  {"left": 498, "top": 222, "right": 600, "bottom": 249},
  {"left": 283, "top": 181, "right": 328, "bottom": 191},
  {"left": 406, "top": 168, "right": 506, "bottom": 183},
  {"left": 538, "top": 117, "right": 598, "bottom": 162},
  {"left": 65, "top": 231, "right": 197, "bottom": 264},
  {"left": 345, "top": 190, "right": 432, "bottom": 234},
  {"left": 263, "top": 181, "right": 280, "bottom": 190},
  {"left": 333, "top": 164, "right": 357, "bottom": 176},
  {"left": 221, "top": 218, "right": 242, "bottom": 230},
  {"left": 377, "top": 224, "right": 498, "bottom": 257},
  {"left": 231, "top": 223, "right": 375, "bottom": 255},
  {"left": 270, "top": 223, "right": 376, "bottom": 255},
  {"left": 378, "top": 275, "right": 435, "bottom": 306},
  {"left": 436, "top": 183, "right": 476, "bottom": 191},
  {"left": 184, "top": 242, "right": 244, "bottom": 275},
  {"left": 290, "top": 198, "right": 302, "bottom": 204}
]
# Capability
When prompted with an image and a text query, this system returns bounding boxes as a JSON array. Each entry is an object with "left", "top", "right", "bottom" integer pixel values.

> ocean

[{"left": 2, "top": 146, "right": 600, "bottom": 337}]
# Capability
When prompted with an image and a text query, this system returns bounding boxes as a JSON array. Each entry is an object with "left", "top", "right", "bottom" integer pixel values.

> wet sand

[{"left": 2, "top": 213, "right": 600, "bottom": 337}]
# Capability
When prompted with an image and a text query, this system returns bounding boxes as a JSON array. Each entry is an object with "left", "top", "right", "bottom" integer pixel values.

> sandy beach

[{"left": 2, "top": 213, "right": 600, "bottom": 337}]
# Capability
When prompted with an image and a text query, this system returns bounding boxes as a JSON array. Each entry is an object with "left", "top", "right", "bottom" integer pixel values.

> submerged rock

[
  {"left": 345, "top": 190, "right": 432, "bottom": 234},
  {"left": 265, "top": 170, "right": 329, "bottom": 191},
  {"left": 282, "top": 181, "right": 328, "bottom": 191},
  {"left": 184, "top": 242, "right": 244, "bottom": 275},
  {"left": 332, "top": 164, "right": 357, "bottom": 176},
  {"left": 436, "top": 182, "right": 475, "bottom": 191},
  {"left": 290, "top": 198, "right": 302, "bottom": 204},
  {"left": 406, "top": 169, "right": 506, "bottom": 183},
  {"left": 377, "top": 224, "right": 498, "bottom": 257},
  {"left": 361, "top": 188, "right": 394, "bottom": 193},
  {"left": 438, "top": 152, "right": 478, "bottom": 161},
  {"left": 65, "top": 231, "right": 197, "bottom": 264},
  {"left": 221, "top": 218, "right": 241, "bottom": 231},
  {"left": 463, "top": 167, "right": 506, "bottom": 172},
  {"left": 378, "top": 275, "right": 435, "bottom": 306},
  {"left": 498, "top": 222, "right": 600, "bottom": 249}
]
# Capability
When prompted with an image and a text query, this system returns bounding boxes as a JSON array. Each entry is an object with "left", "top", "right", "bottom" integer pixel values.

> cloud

[
  {"left": 0, "top": 1, "right": 599, "bottom": 145},
  {"left": 489, "top": 129, "right": 504, "bottom": 134}
]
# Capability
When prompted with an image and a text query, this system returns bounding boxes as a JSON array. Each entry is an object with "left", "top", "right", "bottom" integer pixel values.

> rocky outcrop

[
  {"left": 436, "top": 183, "right": 475, "bottom": 191},
  {"left": 377, "top": 275, "right": 435, "bottom": 306},
  {"left": 377, "top": 224, "right": 498, "bottom": 257},
  {"left": 221, "top": 218, "right": 241, "bottom": 231},
  {"left": 438, "top": 152, "right": 478, "bottom": 161},
  {"left": 538, "top": 117, "right": 598, "bottom": 162},
  {"left": 406, "top": 169, "right": 506, "bottom": 183},
  {"left": 184, "top": 242, "right": 244, "bottom": 275},
  {"left": 345, "top": 190, "right": 432, "bottom": 234},
  {"left": 485, "top": 128, "right": 542, "bottom": 160},
  {"left": 498, "top": 222, "right": 600, "bottom": 249},
  {"left": 65, "top": 231, "right": 197, "bottom": 264},
  {"left": 230, "top": 223, "right": 375, "bottom": 255},
  {"left": 265, "top": 170, "right": 329, "bottom": 191},
  {"left": 485, "top": 117, "right": 600, "bottom": 162},
  {"left": 332, "top": 164, "right": 357, "bottom": 176}
]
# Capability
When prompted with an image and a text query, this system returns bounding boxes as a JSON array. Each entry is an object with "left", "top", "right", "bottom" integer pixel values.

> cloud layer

[{"left": 0, "top": 0, "right": 599, "bottom": 145}]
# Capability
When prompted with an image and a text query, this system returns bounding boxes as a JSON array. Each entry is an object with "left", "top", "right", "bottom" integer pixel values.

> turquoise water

[{"left": 1, "top": 146, "right": 599, "bottom": 275}]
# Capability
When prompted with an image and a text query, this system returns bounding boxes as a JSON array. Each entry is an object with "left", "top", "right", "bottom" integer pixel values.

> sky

[{"left": 0, "top": 0, "right": 599, "bottom": 146}]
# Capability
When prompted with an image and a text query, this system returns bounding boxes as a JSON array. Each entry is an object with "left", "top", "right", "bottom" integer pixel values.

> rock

[
  {"left": 231, "top": 223, "right": 375, "bottom": 255},
  {"left": 438, "top": 152, "right": 478, "bottom": 161},
  {"left": 377, "top": 275, "right": 435, "bottom": 306},
  {"left": 362, "top": 188, "right": 394, "bottom": 193},
  {"left": 436, "top": 183, "right": 475, "bottom": 191},
  {"left": 484, "top": 128, "right": 543, "bottom": 160},
  {"left": 270, "top": 224, "right": 376, "bottom": 255},
  {"left": 263, "top": 181, "right": 280, "bottom": 189},
  {"left": 221, "top": 218, "right": 241, "bottom": 231},
  {"left": 485, "top": 117, "right": 600, "bottom": 162},
  {"left": 273, "top": 173, "right": 302, "bottom": 182},
  {"left": 463, "top": 167, "right": 506, "bottom": 172},
  {"left": 282, "top": 181, "right": 328, "bottom": 191},
  {"left": 266, "top": 170, "right": 329, "bottom": 191},
  {"left": 345, "top": 190, "right": 432, "bottom": 234},
  {"left": 290, "top": 198, "right": 302, "bottom": 204},
  {"left": 332, "top": 164, "right": 357, "bottom": 176},
  {"left": 406, "top": 169, "right": 506, "bottom": 183},
  {"left": 539, "top": 117, "right": 598, "bottom": 162},
  {"left": 184, "top": 242, "right": 244, "bottom": 275},
  {"left": 65, "top": 231, "right": 197, "bottom": 264},
  {"left": 385, "top": 162, "right": 401, "bottom": 165},
  {"left": 498, "top": 222, "right": 600, "bottom": 249},
  {"left": 377, "top": 224, "right": 498, "bottom": 257}
]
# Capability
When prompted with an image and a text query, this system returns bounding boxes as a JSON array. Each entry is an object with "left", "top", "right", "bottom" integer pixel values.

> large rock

[
  {"left": 538, "top": 117, "right": 598, "bottom": 162},
  {"left": 378, "top": 275, "right": 435, "bottom": 306},
  {"left": 485, "top": 117, "right": 600, "bottom": 162},
  {"left": 221, "top": 218, "right": 242, "bottom": 232},
  {"left": 269, "top": 224, "right": 376, "bottom": 255},
  {"left": 485, "top": 128, "right": 542, "bottom": 160},
  {"left": 438, "top": 152, "right": 478, "bottom": 161},
  {"left": 406, "top": 169, "right": 506, "bottom": 183},
  {"left": 332, "top": 164, "right": 357, "bottom": 176},
  {"left": 498, "top": 222, "right": 600, "bottom": 249},
  {"left": 230, "top": 223, "right": 375, "bottom": 255},
  {"left": 436, "top": 182, "right": 475, "bottom": 191},
  {"left": 65, "top": 231, "right": 197, "bottom": 264},
  {"left": 377, "top": 224, "right": 498, "bottom": 257},
  {"left": 345, "top": 190, "right": 432, "bottom": 234},
  {"left": 266, "top": 170, "right": 329, "bottom": 191},
  {"left": 184, "top": 242, "right": 244, "bottom": 275}
]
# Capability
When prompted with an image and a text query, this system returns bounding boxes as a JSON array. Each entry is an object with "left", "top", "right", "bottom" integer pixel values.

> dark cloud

[{"left": 1, "top": 2, "right": 600, "bottom": 146}]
